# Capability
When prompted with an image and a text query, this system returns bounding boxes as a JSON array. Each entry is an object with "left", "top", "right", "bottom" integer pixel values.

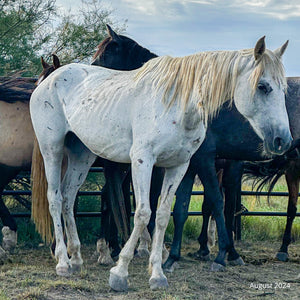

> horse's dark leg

[
  {"left": 197, "top": 161, "right": 224, "bottom": 259},
  {"left": 197, "top": 156, "right": 230, "bottom": 271},
  {"left": 196, "top": 193, "right": 213, "bottom": 260},
  {"left": 222, "top": 160, "right": 245, "bottom": 265},
  {"left": 163, "top": 166, "right": 196, "bottom": 272},
  {"left": 147, "top": 167, "right": 164, "bottom": 236},
  {"left": 0, "top": 165, "right": 20, "bottom": 233},
  {"left": 0, "top": 165, "right": 21, "bottom": 252},
  {"left": 97, "top": 182, "right": 114, "bottom": 265},
  {"left": 107, "top": 169, "right": 131, "bottom": 258},
  {"left": 102, "top": 162, "right": 129, "bottom": 260},
  {"left": 276, "top": 167, "right": 299, "bottom": 262},
  {"left": 122, "top": 170, "right": 132, "bottom": 238}
]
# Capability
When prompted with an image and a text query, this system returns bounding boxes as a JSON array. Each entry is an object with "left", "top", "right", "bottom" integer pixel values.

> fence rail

[
  {"left": 2, "top": 167, "right": 300, "bottom": 241},
  {"left": 4, "top": 189, "right": 300, "bottom": 218}
]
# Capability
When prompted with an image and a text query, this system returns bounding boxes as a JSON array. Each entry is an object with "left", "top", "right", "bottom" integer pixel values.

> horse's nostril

[{"left": 273, "top": 137, "right": 283, "bottom": 151}]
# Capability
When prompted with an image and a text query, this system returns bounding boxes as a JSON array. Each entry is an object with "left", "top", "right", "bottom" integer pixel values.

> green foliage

[
  {"left": 49, "top": 0, "right": 126, "bottom": 64},
  {"left": 0, "top": 0, "right": 127, "bottom": 76},
  {"left": 0, "top": 0, "right": 56, "bottom": 76}
]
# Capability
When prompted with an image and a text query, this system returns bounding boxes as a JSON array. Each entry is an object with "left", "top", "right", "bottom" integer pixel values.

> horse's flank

[{"left": 135, "top": 49, "right": 286, "bottom": 123}]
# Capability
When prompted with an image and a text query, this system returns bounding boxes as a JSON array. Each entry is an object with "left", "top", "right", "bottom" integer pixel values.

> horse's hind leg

[
  {"left": 39, "top": 138, "right": 70, "bottom": 276},
  {"left": 276, "top": 168, "right": 299, "bottom": 262},
  {"left": 0, "top": 166, "right": 20, "bottom": 251},
  {"left": 61, "top": 134, "right": 96, "bottom": 271}
]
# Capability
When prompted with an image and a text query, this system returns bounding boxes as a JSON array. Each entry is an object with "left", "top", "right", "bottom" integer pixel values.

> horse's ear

[
  {"left": 274, "top": 40, "right": 289, "bottom": 58},
  {"left": 52, "top": 54, "right": 61, "bottom": 69},
  {"left": 106, "top": 24, "right": 120, "bottom": 41},
  {"left": 41, "top": 56, "right": 50, "bottom": 69},
  {"left": 254, "top": 36, "right": 266, "bottom": 61}
]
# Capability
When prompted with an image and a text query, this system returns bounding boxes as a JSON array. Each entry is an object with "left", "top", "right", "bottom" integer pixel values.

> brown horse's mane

[
  {"left": 93, "top": 37, "right": 111, "bottom": 60},
  {"left": 0, "top": 77, "right": 36, "bottom": 103}
]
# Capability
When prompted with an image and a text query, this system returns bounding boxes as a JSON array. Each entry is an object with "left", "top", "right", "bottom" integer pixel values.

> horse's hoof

[
  {"left": 2, "top": 227, "right": 17, "bottom": 252},
  {"left": 194, "top": 252, "right": 211, "bottom": 261},
  {"left": 210, "top": 262, "right": 226, "bottom": 272},
  {"left": 228, "top": 257, "right": 245, "bottom": 266},
  {"left": 56, "top": 266, "right": 72, "bottom": 277},
  {"left": 276, "top": 252, "right": 289, "bottom": 262},
  {"left": 136, "top": 248, "right": 150, "bottom": 258},
  {"left": 109, "top": 272, "right": 128, "bottom": 292},
  {"left": 149, "top": 275, "right": 169, "bottom": 290},
  {"left": 164, "top": 261, "right": 179, "bottom": 273}
]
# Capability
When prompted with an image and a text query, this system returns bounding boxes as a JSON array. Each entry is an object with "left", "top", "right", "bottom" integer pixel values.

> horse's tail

[
  {"left": 243, "top": 138, "right": 300, "bottom": 198},
  {"left": 243, "top": 160, "right": 286, "bottom": 199},
  {"left": 31, "top": 135, "right": 53, "bottom": 244}
]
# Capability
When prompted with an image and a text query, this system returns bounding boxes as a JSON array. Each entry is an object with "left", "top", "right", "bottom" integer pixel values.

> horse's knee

[{"left": 135, "top": 206, "right": 151, "bottom": 227}]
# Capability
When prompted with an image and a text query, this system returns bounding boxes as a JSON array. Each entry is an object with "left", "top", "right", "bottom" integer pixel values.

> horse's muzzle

[{"left": 266, "top": 131, "right": 292, "bottom": 155}]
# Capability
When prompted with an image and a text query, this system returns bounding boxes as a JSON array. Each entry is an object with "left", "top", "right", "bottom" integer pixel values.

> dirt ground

[{"left": 0, "top": 240, "right": 299, "bottom": 300}]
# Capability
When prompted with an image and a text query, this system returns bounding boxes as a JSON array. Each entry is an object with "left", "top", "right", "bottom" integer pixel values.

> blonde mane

[{"left": 135, "top": 48, "right": 286, "bottom": 123}]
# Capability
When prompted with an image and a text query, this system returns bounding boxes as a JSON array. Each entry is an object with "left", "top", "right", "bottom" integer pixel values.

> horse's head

[
  {"left": 91, "top": 24, "right": 157, "bottom": 70},
  {"left": 36, "top": 54, "right": 61, "bottom": 85},
  {"left": 233, "top": 36, "right": 292, "bottom": 156}
]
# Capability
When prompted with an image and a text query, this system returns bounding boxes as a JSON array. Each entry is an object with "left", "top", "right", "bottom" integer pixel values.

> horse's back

[{"left": 30, "top": 63, "right": 137, "bottom": 162}]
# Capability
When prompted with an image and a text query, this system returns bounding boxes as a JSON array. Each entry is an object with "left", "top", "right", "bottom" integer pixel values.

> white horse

[{"left": 30, "top": 37, "right": 291, "bottom": 291}]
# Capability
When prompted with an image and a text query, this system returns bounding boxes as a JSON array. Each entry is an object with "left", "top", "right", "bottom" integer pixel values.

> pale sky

[{"left": 57, "top": 0, "right": 300, "bottom": 76}]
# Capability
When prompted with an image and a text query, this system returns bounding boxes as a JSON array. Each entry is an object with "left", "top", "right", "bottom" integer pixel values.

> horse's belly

[
  {"left": 68, "top": 116, "right": 133, "bottom": 163},
  {"left": 0, "top": 102, "right": 34, "bottom": 167},
  {"left": 85, "top": 138, "right": 132, "bottom": 163}
]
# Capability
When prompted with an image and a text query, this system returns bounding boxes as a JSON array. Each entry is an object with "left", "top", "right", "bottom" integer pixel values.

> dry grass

[{"left": 0, "top": 241, "right": 299, "bottom": 300}]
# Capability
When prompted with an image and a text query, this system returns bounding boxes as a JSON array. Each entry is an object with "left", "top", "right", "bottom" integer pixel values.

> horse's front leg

[
  {"left": 109, "top": 155, "right": 154, "bottom": 292},
  {"left": 198, "top": 157, "right": 230, "bottom": 271},
  {"left": 222, "top": 160, "right": 245, "bottom": 266},
  {"left": 149, "top": 162, "right": 189, "bottom": 290},
  {"left": 276, "top": 168, "right": 299, "bottom": 262}
]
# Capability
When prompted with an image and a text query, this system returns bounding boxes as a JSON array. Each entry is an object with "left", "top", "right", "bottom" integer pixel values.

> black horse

[
  {"left": 242, "top": 79, "right": 300, "bottom": 262},
  {"left": 98, "top": 28, "right": 300, "bottom": 272}
]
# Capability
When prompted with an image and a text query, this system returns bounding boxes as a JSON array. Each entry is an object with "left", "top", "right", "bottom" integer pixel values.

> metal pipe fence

[{"left": 2, "top": 167, "right": 300, "bottom": 240}]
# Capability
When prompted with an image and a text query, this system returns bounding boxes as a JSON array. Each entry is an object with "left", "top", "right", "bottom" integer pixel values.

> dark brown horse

[{"left": 0, "top": 55, "right": 62, "bottom": 257}]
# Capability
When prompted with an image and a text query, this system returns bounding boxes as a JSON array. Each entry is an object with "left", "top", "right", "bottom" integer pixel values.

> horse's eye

[{"left": 257, "top": 82, "right": 273, "bottom": 95}]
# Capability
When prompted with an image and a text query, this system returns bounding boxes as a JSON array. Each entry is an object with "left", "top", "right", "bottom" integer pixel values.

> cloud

[{"left": 57, "top": 0, "right": 300, "bottom": 76}]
